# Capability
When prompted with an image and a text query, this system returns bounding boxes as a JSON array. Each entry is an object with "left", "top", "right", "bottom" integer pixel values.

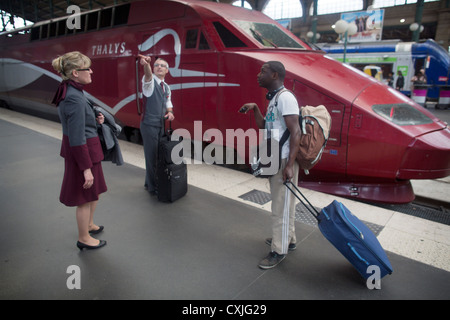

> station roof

[
  {"left": 1, "top": 1, "right": 265, "bottom": 29},
  {"left": 1, "top": 0, "right": 132, "bottom": 24}
]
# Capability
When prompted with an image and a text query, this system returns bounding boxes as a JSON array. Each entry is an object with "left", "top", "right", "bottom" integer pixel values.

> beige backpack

[{"left": 296, "top": 105, "right": 332, "bottom": 174}]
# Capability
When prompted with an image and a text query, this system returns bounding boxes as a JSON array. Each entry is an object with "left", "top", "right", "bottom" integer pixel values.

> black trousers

[{"left": 140, "top": 122, "right": 163, "bottom": 192}]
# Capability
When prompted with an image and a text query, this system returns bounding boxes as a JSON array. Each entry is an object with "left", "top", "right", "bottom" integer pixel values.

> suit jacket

[
  {"left": 141, "top": 78, "right": 169, "bottom": 127},
  {"left": 92, "top": 104, "right": 124, "bottom": 166},
  {"left": 58, "top": 85, "right": 103, "bottom": 171}
]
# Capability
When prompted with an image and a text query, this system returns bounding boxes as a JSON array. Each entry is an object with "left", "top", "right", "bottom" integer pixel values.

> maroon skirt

[{"left": 60, "top": 158, "right": 107, "bottom": 207}]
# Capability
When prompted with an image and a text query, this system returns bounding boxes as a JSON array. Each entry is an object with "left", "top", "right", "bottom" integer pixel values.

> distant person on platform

[
  {"left": 395, "top": 70, "right": 404, "bottom": 91},
  {"left": 411, "top": 68, "right": 427, "bottom": 85},
  {"left": 411, "top": 68, "right": 427, "bottom": 93},
  {"left": 138, "top": 55, "right": 175, "bottom": 195},
  {"left": 387, "top": 72, "right": 394, "bottom": 87},
  {"left": 52, "top": 51, "right": 107, "bottom": 251}
]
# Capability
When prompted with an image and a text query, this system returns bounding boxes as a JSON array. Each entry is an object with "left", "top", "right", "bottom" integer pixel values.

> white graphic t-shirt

[{"left": 265, "top": 90, "right": 299, "bottom": 159}]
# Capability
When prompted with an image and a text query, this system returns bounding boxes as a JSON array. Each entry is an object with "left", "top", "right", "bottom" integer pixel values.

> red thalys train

[{"left": 1, "top": 0, "right": 449, "bottom": 203}]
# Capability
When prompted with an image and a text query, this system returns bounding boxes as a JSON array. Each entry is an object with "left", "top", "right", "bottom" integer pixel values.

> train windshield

[
  {"left": 372, "top": 104, "right": 433, "bottom": 126},
  {"left": 234, "top": 21, "right": 305, "bottom": 49}
]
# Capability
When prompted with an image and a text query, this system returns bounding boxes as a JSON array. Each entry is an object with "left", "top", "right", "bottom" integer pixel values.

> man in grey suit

[{"left": 138, "top": 55, "right": 175, "bottom": 195}]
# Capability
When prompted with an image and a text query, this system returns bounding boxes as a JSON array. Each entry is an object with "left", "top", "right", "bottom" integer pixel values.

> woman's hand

[
  {"left": 96, "top": 113, "right": 104, "bottom": 125},
  {"left": 83, "top": 169, "right": 94, "bottom": 189}
]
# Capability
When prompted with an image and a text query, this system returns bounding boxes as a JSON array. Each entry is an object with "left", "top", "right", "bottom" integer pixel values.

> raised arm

[{"left": 138, "top": 54, "right": 153, "bottom": 82}]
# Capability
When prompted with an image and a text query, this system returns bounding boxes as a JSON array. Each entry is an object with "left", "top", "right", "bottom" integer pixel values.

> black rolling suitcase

[
  {"left": 156, "top": 121, "right": 187, "bottom": 202},
  {"left": 284, "top": 181, "right": 393, "bottom": 280}
]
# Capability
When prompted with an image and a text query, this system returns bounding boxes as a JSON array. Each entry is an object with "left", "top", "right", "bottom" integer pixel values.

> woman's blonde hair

[{"left": 52, "top": 51, "right": 91, "bottom": 81}]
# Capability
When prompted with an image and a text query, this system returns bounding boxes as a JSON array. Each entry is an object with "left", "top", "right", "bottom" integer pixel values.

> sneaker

[
  {"left": 265, "top": 238, "right": 297, "bottom": 251},
  {"left": 258, "top": 251, "right": 286, "bottom": 269}
]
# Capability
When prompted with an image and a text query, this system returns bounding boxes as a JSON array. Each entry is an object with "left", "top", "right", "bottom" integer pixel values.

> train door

[
  {"left": 135, "top": 55, "right": 143, "bottom": 117},
  {"left": 293, "top": 80, "right": 347, "bottom": 179},
  {"left": 393, "top": 52, "right": 413, "bottom": 94},
  {"left": 180, "top": 27, "right": 205, "bottom": 133},
  {"left": 413, "top": 57, "right": 426, "bottom": 76},
  {"left": 410, "top": 56, "right": 427, "bottom": 97},
  {"left": 411, "top": 56, "right": 427, "bottom": 82},
  {"left": 179, "top": 26, "right": 218, "bottom": 135}
]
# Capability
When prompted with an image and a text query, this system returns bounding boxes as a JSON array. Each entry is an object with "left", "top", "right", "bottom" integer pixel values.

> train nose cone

[{"left": 397, "top": 127, "right": 450, "bottom": 179}]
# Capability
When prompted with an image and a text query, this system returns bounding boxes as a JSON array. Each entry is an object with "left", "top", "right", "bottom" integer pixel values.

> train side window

[
  {"left": 41, "top": 24, "right": 48, "bottom": 39},
  {"left": 113, "top": 4, "right": 130, "bottom": 26},
  {"left": 235, "top": 20, "right": 304, "bottom": 49},
  {"left": 78, "top": 15, "right": 87, "bottom": 33},
  {"left": 71, "top": 14, "right": 86, "bottom": 35},
  {"left": 49, "top": 22, "right": 57, "bottom": 38},
  {"left": 100, "top": 8, "right": 113, "bottom": 29},
  {"left": 30, "top": 27, "right": 40, "bottom": 41},
  {"left": 87, "top": 11, "right": 99, "bottom": 31},
  {"left": 199, "top": 32, "right": 210, "bottom": 50},
  {"left": 213, "top": 21, "right": 247, "bottom": 48},
  {"left": 185, "top": 29, "right": 198, "bottom": 49},
  {"left": 372, "top": 103, "right": 433, "bottom": 126},
  {"left": 57, "top": 20, "right": 67, "bottom": 36},
  {"left": 29, "top": 4, "right": 128, "bottom": 41}
]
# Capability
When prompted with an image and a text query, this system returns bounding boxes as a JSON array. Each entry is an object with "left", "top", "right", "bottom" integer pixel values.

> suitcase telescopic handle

[
  {"left": 284, "top": 180, "right": 321, "bottom": 222},
  {"left": 162, "top": 116, "right": 173, "bottom": 136}
]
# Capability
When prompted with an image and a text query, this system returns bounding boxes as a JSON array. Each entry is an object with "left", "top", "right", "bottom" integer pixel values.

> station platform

[{"left": 1, "top": 107, "right": 450, "bottom": 301}]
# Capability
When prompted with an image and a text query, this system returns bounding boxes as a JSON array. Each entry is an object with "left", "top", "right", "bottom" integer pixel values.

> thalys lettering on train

[
  {"left": 1, "top": 0, "right": 449, "bottom": 203},
  {"left": 91, "top": 42, "right": 127, "bottom": 56}
]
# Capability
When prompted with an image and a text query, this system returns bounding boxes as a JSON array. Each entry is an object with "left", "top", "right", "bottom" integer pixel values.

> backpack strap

[
  {"left": 273, "top": 88, "right": 291, "bottom": 136},
  {"left": 274, "top": 88, "right": 296, "bottom": 146},
  {"left": 273, "top": 88, "right": 288, "bottom": 107},
  {"left": 279, "top": 126, "right": 290, "bottom": 147}
]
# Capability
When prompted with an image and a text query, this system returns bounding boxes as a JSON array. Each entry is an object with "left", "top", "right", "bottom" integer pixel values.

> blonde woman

[{"left": 52, "top": 51, "right": 107, "bottom": 250}]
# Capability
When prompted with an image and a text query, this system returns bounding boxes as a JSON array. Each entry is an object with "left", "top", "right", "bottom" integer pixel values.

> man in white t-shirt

[{"left": 240, "top": 61, "right": 301, "bottom": 269}]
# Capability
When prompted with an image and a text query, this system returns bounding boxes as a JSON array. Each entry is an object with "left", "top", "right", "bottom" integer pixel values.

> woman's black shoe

[
  {"left": 89, "top": 226, "right": 104, "bottom": 234},
  {"left": 77, "top": 240, "right": 107, "bottom": 251}
]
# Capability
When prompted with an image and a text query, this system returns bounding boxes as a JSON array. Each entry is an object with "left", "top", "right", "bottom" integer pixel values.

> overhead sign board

[{"left": 341, "top": 8, "right": 384, "bottom": 42}]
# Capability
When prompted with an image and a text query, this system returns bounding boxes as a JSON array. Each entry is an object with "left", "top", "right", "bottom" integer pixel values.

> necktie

[{"left": 160, "top": 81, "right": 165, "bottom": 93}]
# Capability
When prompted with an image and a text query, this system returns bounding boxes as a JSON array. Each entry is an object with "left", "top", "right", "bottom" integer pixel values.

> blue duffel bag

[{"left": 285, "top": 181, "right": 393, "bottom": 280}]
